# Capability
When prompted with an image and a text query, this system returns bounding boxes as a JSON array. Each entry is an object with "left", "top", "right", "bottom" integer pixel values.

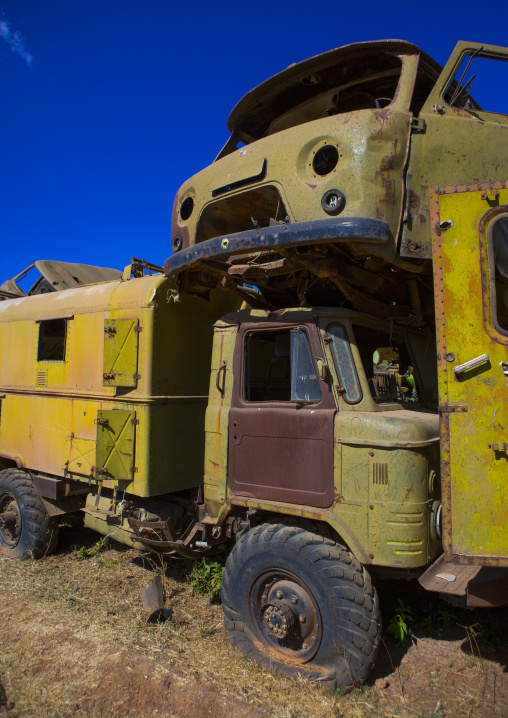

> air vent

[
  {"left": 372, "top": 462, "right": 388, "bottom": 485},
  {"left": 36, "top": 370, "right": 47, "bottom": 387}
]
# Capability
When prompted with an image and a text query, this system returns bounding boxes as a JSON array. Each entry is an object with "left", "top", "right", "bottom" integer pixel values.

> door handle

[
  {"left": 453, "top": 354, "right": 489, "bottom": 375},
  {"left": 216, "top": 362, "right": 227, "bottom": 396}
]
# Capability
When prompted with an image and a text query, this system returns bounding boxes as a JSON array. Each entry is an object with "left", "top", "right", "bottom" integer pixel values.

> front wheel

[
  {"left": 221, "top": 522, "right": 380, "bottom": 690},
  {"left": 0, "top": 468, "right": 59, "bottom": 558}
]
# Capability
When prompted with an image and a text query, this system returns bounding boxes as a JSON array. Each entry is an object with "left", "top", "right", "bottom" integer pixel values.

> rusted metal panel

[
  {"left": 430, "top": 182, "right": 508, "bottom": 565},
  {"left": 102, "top": 318, "right": 139, "bottom": 387},
  {"left": 228, "top": 321, "right": 335, "bottom": 508}
]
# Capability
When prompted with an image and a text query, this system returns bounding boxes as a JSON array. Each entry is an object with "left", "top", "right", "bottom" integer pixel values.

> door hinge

[
  {"left": 410, "top": 117, "right": 426, "bottom": 133},
  {"left": 439, "top": 405, "right": 468, "bottom": 413}
]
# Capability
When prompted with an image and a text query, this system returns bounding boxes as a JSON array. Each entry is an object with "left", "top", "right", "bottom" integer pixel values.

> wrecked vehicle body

[{"left": 166, "top": 40, "right": 508, "bottom": 325}]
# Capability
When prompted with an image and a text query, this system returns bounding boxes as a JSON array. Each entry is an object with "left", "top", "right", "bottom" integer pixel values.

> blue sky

[{"left": 1, "top": 0, "right": 506, "bottom": 281}]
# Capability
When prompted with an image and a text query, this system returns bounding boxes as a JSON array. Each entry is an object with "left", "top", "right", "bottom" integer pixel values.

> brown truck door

[{"left": 228, "top": 324, "right": 336, "bottom": 508}]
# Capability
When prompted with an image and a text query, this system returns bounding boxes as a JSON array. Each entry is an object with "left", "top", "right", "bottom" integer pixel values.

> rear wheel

[
  {"left": 221, "top": 522, "right": 380, "bottom": 690},
  {"left": 0, "top": 468, "right": 59, "bottom": 558}
]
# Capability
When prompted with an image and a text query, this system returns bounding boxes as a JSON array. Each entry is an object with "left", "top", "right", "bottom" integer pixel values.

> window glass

[
  {"left": 290, "top": 329, "right": 321, "bottom": 402},
  {"left": 444, "top": 53, "right": 508, "bottom": 115},
  {"left": 244, "top": 328, "right": 320, "bottom": 402},
  {"left": 491, "top": 217, "right": 508, "bottom": 332},
  {"left": 328, "top": 324, "right": 361, "bottom": 403},
  {"left": 38, "top": 319, "right": 67, "bottom": 361},
  {"left": 351, "top": 324, "right": 417, "bottom": 404}
]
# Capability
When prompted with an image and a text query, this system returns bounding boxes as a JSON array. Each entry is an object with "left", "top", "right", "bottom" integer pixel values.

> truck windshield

[{"left": 265, "top": 52, "right": 402, "bottom": 137}]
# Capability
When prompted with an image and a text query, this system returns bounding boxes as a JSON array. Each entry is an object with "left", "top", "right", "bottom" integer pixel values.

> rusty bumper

[{"left": 164, "top": 217, "right": 390, "bottom": 276}]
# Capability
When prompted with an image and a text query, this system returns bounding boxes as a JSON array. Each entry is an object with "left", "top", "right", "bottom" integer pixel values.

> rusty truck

[{"left": 1, "top": 39, "right": 508, "bottom": 690}]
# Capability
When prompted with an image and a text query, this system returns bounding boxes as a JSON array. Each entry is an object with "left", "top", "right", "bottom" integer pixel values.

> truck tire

[
  {"left": 221, "top": 522, "right": 380, "bottom": 690},
  {"left": 0, "top": 468, "right": 59, "bottom": 559}
]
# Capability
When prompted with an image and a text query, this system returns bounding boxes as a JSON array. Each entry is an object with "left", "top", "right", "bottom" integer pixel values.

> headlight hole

[
  {"left": 180, "top": 197, "right": 194, "bottom": 221},
  {"left": 312, "top": 145, "right": 338, "bottom": 176}
]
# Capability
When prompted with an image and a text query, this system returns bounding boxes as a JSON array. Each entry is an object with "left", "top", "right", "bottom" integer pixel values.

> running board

[{"left": 419, "top": 554, "right": 508, "bottom": 607}]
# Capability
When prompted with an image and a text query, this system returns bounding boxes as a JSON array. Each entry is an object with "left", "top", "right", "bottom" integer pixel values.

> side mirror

[{"left": 316, "top": 358, "right": 328, "bottom": 381}]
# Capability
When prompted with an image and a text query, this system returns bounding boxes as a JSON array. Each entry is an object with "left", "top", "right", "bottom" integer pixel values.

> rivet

[{"left": 276, "top": 590, "right": 283, "bottom": 599}]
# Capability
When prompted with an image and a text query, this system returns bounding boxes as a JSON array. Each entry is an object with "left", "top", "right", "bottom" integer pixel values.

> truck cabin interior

[{"left": 243, "top": 322, "right": 437, "bottom": 410}]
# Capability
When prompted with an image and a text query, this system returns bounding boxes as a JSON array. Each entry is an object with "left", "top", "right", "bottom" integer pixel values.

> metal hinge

[
  {"left": 131, "top": 418, "right": 140, "bottom": 425},
  {"left": 134, "top": 325, "right": 143, "bottom": 333},
  {"left": 410, "top": 117, "right": 426, "bottom": 133},
  {"left": 439, "top": 405, "right": 468, "bottom": 413},
  {"left": 488, "top": 442, "right": 508, "bottom": 452}
]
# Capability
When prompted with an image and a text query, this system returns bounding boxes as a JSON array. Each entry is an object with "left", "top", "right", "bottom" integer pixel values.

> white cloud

[{"left": 0, "top": 19, "right": 32, "bottom": 66}]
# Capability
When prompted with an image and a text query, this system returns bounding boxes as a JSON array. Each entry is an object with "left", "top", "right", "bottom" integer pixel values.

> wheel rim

[
  {"left": 0, "top": 491, "right": 22, "bottom": 548},
  {"left": 248, "top": 569, "right": 322, "bottom": 663}
]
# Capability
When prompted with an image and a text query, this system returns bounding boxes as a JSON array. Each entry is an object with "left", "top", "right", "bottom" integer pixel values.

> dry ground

[{"left": 0, "top": 517, "right": 507, "bottom": 718}]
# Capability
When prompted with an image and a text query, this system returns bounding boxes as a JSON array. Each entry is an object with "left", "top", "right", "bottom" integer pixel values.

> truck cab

[{"left": 204, "top": 307, "right": 441, "bottom": 570}]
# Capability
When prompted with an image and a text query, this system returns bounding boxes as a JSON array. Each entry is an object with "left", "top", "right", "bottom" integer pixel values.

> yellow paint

[{"left": 431, "top": 184, "right": 508, "bottom": 564}]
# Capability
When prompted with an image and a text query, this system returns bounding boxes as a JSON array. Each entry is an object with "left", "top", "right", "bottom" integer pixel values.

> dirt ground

[{"left": 0, "top": 517, "right": 506, "bottom": 718}]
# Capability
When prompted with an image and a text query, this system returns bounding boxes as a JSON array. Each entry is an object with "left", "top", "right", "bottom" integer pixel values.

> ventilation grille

[
  {"left": 372, "top": 462, "right": 388, "bottom": 485},
  {"left": 36, "top": 370, "right": 47, "bottom": 387}
]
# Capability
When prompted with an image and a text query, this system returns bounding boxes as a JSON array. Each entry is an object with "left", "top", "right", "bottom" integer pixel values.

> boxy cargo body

[{"left": 0, "top": 274, "right": 239, "bottom": 498}]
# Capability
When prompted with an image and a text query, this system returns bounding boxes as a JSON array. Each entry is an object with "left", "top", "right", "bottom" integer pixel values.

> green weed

[
  {"left": 387, "top": 599, "right": 414, "bottom": 644},
  {"left": 189, "top": 555, "right": 225, "bottom": 603}
]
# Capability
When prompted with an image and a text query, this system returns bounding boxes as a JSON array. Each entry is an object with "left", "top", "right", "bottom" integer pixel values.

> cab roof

[{"left": 227, "top": 39, "right": 442, "bottom": 140}]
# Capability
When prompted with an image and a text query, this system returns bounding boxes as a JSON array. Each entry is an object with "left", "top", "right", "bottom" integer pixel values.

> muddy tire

[
  {"left": 221, "top": 522, "right": 380, "bottom": 690},
  {"left": 0, "top": 468, "right": 59, "bottom": 559}
]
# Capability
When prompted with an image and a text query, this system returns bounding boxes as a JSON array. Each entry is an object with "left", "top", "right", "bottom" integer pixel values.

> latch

[
  {"left": 410, "top": 117, "right": 426, "bottom": 133},
  {"left": 95, "top": 417, "right": 110, "bottom": 426},
  {"left": 481, "top": 190, "right": 500, "bottom": 203},
  {"left": 104, "top": 325, "right": 117, "bottom": 334},
  {"left": 103, "top": 372, "right": 116, "bottom": 382},
  {"left": 499, "top": 361, "right": 508, "bottom": 378}
]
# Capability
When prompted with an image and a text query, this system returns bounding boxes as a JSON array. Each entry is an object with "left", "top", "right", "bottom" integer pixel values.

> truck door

[
  {"left": 401, "top": 41, "right": 508, "bottom": 261},
  {"left": 228, "top": 323, "right": 335, "bottom": 508},
  {"left": 431, "top": 182, "right": 508, "bottom": 564}
]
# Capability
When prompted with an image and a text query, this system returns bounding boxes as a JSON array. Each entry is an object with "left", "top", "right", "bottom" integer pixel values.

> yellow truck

[
  {"left": 1, "top": 38, "right": 508, "bottom": 690},
  {"left": 1, "top": 185, "right": 507, "bottom": 690}
]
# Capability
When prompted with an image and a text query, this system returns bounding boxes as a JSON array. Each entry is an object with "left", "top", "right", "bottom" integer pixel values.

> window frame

[
  {"left": 487, "top": 212, "right": 508, "bottom": 337},
  {"left": 326, "top": 322, "right": 363, "bottom": 405},
  {"left": 36, "top": 317, "right": 69, "bottom": 363},
  {"left": 242, "top": 325, "right": 322, "bottom": 404}
]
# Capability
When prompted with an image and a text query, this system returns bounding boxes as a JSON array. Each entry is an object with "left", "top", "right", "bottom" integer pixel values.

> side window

[
  {"left": 37, "top": 319, "right": 67, "bottom": 361},
  {"left": 327, "top": 324, "right": 362, "bottom": 403},
  {"left": 444, "top": 53, "right": 508, "bottom": 115},
  {"left": 244, "top": 328, "right": 321, "bottom": 402},
  {"left": 490, "top": 216, "right": 508, "bottom": 333}
]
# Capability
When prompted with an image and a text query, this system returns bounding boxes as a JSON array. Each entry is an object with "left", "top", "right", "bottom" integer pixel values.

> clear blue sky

[{"left": 1, "top": 0, "right": 506, "bottom": 280}]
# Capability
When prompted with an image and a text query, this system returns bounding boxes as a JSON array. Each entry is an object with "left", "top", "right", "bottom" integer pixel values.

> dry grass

[{"left": 0, "top": 518, "right": 507, "bottom": 718}]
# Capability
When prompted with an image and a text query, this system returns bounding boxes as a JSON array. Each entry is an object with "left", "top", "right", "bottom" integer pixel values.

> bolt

[
  {"left": 302, "top": 642, "right": 308, "bottom": 649},
  {"left": 299, "top": 614, "right": 306, "bottom": 624},
  {"left": 291, "top": 596, "right": 298, "bottom": 604},
  {"left": 276, "top": 590, "right": 283, "bottom": 599}
]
